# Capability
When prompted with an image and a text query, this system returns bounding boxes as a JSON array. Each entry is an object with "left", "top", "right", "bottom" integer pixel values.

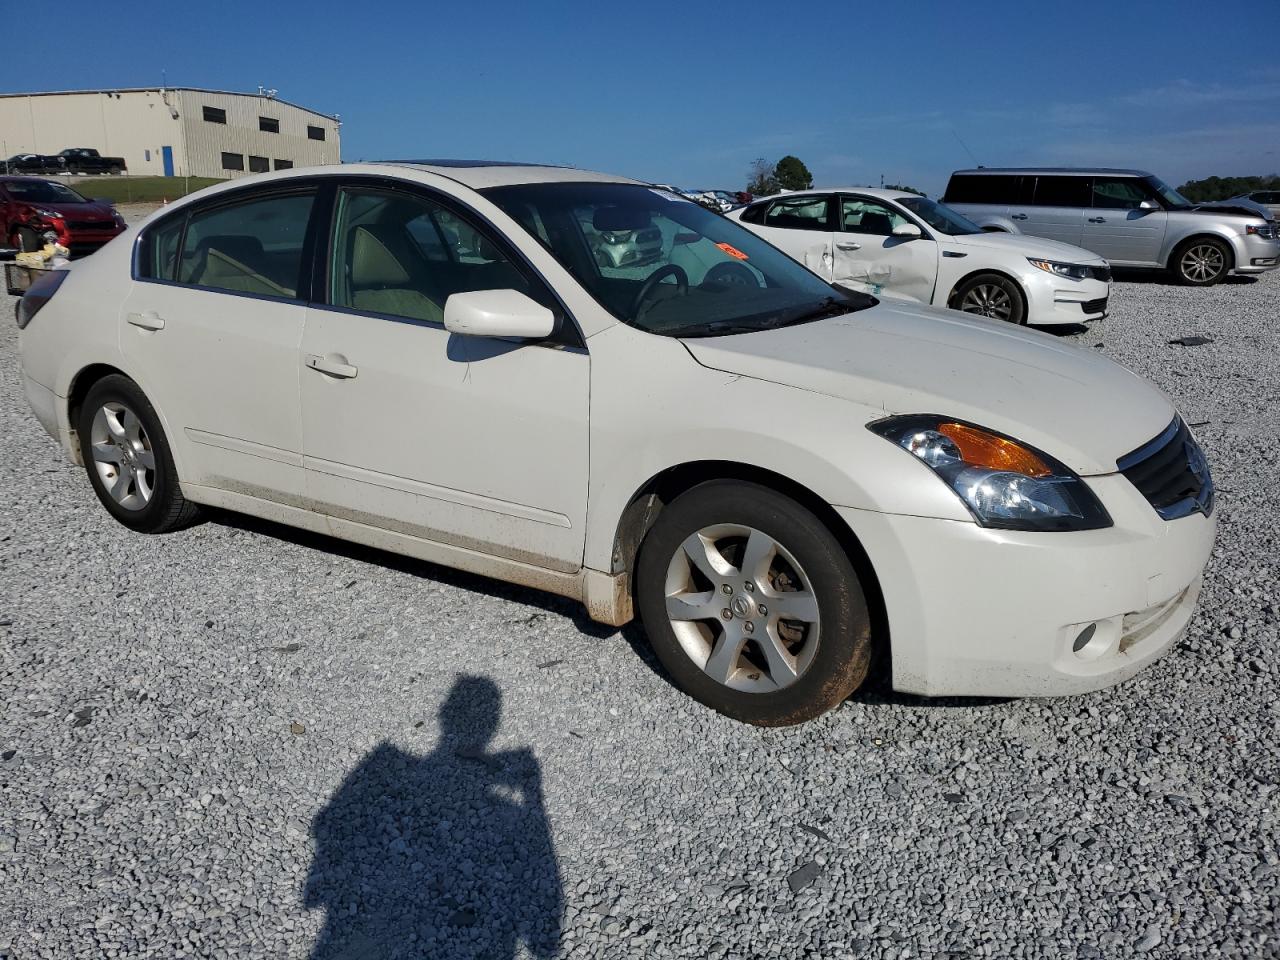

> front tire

[
  {"left": 77, "top": 375, "right": 201, "bottom": 533},
  {"left": 952, "top": 273, "right": 1027, "bottom": 324},
  {"left": 635, "top": 481, "right": 872, "bottom": 726},
  {"left": 1172, "top": 237, "right": 1231, "bottom": 286}
]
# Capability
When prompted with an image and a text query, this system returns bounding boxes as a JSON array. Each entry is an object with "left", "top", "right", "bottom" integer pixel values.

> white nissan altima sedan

[
  {"left": 17, "top": 161, "right": 1215, "bottom": 725},
  {"left": 727, "top": 188, "right": 1112, "bottom": 326}
]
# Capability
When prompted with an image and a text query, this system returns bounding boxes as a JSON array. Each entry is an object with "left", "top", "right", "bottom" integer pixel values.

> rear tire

[
  {"left": 952, "top": 272, "right": 1027, "bottom": 324},
  {"left": 1172, "top": 237, "right": 1231, "bottom": 286},
  {"left": 635, "top": 480, "right": 872, "bottom": 726},
  {"left": 77, "top": 375, "right": 201, "bottom": 533}
]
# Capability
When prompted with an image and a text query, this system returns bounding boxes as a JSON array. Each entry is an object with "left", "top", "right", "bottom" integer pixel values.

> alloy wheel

[
  {"left": 89, "top": 401, "right": 156, "bottom": 510},
  {"left": 1180, "top": 244, "right": 1225, "bottom": 283},
  {"left": 663, "top": 524, "right": 821, "bottom": 693},
  {"left": 959, "top": 283, "right": 1014, "bottom": 321}
]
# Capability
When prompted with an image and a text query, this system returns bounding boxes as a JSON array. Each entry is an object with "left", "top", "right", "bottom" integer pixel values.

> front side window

[
  {"left": 328, "top": 188, "right": 533, "bottom": 325},
  {"left": 1091, "top": 178, "right": 1151, "bottom": 209},
  {"left": 177, "top": 191, "right": 315, "bottom": 298},
  {"left": 483, "top": 182, "right": 870, "bottom": 338},
  {"left": 764, "top": 195, "right": 832, "bottom": 232},
  {"left": 1143, "top": 176, "right": 1192, "bottom": 210},
  {"left": 840, "top": 197, "right": 911, "bottom": 236},
  {"left": 897, "top": 196, "right": 981, "bottom": 235},
  {"left": 203, "top": 106, "right": 227, "bottom": 124}
]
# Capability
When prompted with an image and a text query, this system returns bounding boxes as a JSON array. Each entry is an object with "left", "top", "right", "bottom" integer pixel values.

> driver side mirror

[
  {"left": 444, "top": 289, "right": 555, "bottom": 340},
  {"left": 1138, "top": 199, "right": 1159, "bottom": 210},
  {"left": 892, "top": 222, "right": 923, "bottom": 239}
]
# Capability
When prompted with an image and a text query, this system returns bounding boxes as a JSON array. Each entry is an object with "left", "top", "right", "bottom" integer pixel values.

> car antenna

[{"left": 951, "top": 129, "right": 980, "bottom": 167}]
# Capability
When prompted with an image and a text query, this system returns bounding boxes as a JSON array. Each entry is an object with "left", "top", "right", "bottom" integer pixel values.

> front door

[
  {"left": 1083, "top": 177, "right": 1168, "bottom": 266},
  {"left": 120, "top": 187, "right": 317, "bottom": 502},
  {"left": 831, "top": 195, "right": 938, "bottom": 302},
  {"left": 299, "top": 183, "right": 590, "bottom": 572}
]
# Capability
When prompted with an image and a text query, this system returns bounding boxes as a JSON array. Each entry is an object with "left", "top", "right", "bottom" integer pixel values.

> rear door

[
  {"left": 1083, "top": 177, "right": 1167, "bottom": 265},
  {"left": 1015, "top": 175, "right": 1087, "bottom": 246},
  {"left": 747, "top": 194, "right": 834, "bottom": 277},
  {"left": 120, "top": 184, "right": 318, "bottom": 503},
  {"left": 832, "top": 195, "right": 938, "bottom": 301}
]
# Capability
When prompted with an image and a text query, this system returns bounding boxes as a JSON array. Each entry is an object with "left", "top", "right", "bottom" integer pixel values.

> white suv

[
  {"left": 17, "top": 162, "right": 1214, "bottom": 725},
  {"left": 728, "top": 188, "right": 1111, "bottom": 325}
]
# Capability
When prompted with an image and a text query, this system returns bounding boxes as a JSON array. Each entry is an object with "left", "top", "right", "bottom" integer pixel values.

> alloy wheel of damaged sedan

[{"left": 16, "top": 161, "right": 1215, "bottom": 725}]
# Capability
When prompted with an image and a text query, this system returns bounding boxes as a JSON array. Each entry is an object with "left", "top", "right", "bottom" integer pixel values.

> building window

[
  {"left": 248, "top": 156, "right": 270, "bottom": 173},
  {"left": 203, "top": 106, "right": 227, "bottom": 124},
  {"left": 307, "top": 125, "right": 326, "bottom": 141},
  {"left": 274, "top": 159, "right": 293, "bottom": 170},
  {"left": 221, "top": 152, "right": 245, "bottom": 172},
  {"left": 259, "top": 116, "right": 279, "bottom": 134},
  {"left": 145, "top": 149, "right": 151, "bottom": 161}
]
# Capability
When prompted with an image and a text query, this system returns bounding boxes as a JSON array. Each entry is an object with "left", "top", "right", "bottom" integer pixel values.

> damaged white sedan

[
  {"left": 18, "top": 162, "right": 1213, "bottom": 725},
  {"left": 729, "top": 188, "right": 1112, "bottom": 326}
]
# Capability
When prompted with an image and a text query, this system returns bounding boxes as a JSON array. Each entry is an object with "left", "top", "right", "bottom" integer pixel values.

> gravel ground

[{"left": 1, "top": 227, "right": 1278, "bottom": 958}]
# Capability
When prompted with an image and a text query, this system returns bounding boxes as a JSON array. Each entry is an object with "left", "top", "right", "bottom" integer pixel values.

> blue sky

[{"left": 12, "top": 0, "right": 1280, "bottom": 195}]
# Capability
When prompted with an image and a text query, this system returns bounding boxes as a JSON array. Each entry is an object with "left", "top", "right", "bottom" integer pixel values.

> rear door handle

[
  {"left": 1088, "top": 217, "right": 1106, "bottom": 223},
  {"left": 836, "top": 241, "right": 861, "bottom": 251},
  {"left": 126, "top": 311, "right": 165, "bottom": 331},
  {"left": 1010, "top": 213, "right": 1028, "bottom": 221},
  {"left": 305, "top": 354, "right": 358, "bottom": 379}
]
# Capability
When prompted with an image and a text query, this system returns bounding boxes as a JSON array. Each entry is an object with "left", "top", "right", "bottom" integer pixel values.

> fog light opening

[
  {"left": 1071, "top": 621, "right": 1114, "bottom": 661},
  {"left": 1072, "top": 623, "right": 1097, "bottom": 652}
]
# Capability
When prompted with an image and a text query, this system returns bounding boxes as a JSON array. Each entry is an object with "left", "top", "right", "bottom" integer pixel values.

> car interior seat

[
  {"left": 857, "top": 211, "right": 893, "bottom": 236},
  {"left": 186, "top": 235, "right": 292, "bottom": 296},
  {"left": 346, "top": 224, "right": 444, "bottom": 323}
]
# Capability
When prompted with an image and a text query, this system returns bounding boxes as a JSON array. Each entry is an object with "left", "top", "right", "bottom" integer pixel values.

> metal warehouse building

[{"left": 0, "top": 87, "right": 341, "bottom": 179}]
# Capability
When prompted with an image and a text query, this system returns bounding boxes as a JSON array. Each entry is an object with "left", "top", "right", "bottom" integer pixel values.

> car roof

[
  {"left": 950, "top": 167, "right": 1152, "bottom": 178},
  {"left": 752, "top": 187, "right": 922, "bottom": 202},
  {"left": 374, "top": 160, "right": 643, "bottom": 189}
]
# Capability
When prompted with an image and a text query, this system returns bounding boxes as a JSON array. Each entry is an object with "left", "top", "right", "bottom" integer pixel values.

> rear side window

[
  {"left": 176, "top": 192, "right": 316, "bottom": 298},
  {"left": 1031, "top": 175, "right": 1090, "bottom": 207},
  {"left": 739, "top": 201, "right": 769, "bottom": 225},
  {"left": 1091, "top": 178, "right": 1150, "bottom": 209},
  {"left": 944, "top": 174, "right": 1018, "bottom": 205},
  {"left": 763, "top": 195, "right": 832, "bottom": 231},
  {"left": 137, "top": 214, "right": 186, "bottom": 281}
]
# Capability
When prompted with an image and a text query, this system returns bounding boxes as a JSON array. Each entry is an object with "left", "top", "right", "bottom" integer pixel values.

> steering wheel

[
  {"left": 632, "top": 264, "right": 689, "bottom": 317},
  {"left": 703, "top": 261, "right": 761, "bottom": 289}
]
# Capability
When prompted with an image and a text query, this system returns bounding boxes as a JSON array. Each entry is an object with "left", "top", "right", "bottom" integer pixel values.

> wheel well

[
  {"left": 66, "top": 364, "right": 129, "bottom": 454},
  {"left": 611, "top": 460, "right": 890, "bottom": 666},
  {"left": 1168, "top": 234, "right": 1235, "bottom": 272},
  {"left": 946, "top": 268, "right": 1027, "bottom": 313}
]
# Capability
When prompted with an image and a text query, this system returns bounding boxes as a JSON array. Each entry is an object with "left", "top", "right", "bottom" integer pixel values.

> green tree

[
  {"left": 746, "top": 157, "right": 778, "bottom": 196},
  {"left": 774, "top": 155, "right": 813, "bottom": 191},
  {"left": 1176, "top": 174, "right": 1280, "bottom": 203},
  {"left": 884, "top": 183, "right": 926, "bottom": 197}
]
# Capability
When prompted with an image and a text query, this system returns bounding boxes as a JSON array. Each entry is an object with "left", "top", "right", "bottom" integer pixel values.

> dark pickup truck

[
  {"left": 58, "top": 148, "right": 127, "bottom": 175},
  {"left": 3, "top": 154, "right": 64, "bottom": 175}
]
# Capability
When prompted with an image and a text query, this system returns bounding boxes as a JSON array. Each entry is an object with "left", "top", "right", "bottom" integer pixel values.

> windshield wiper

[
  {"left": 768, "top": 295, "right": 865, "bottom": 328},
  {"left": 666, "top": 295, "right": 869, "bottom": 339}
]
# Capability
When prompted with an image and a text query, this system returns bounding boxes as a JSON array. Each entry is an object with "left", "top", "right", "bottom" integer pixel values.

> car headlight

[
  {"left": 1027, "top": 258, "right": 1091, "bottom": 281},
  {"left": 869, "top": 415, "right": 1112, "bottom": 531}
]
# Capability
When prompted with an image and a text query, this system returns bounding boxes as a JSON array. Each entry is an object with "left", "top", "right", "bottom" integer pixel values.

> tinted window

[
  {"left": 4, "top": 180, "right": 87, "bottom": 203},
  {"left": 764, "top": 195, "right": 832, "bottom": 231},
  {"left": 138, "top": 214, "right": 186, "bottom": 281},
  {"left": 1032, "top": 175, "right": 1090, "bottom": 207},
  {"left": 307, "top": 125, "right": 326, "bottom": 141},
  {"left": 840, "top": 197, "right": 910, "bottom": 235},
  {"left": 202, "top": 106, "right": 227, "bottom": 124},
  {"left": 259, "top": 116, "right": 279, "bottom": 134},
  {"left": 177, "top": 191, "right": 315, "bottom": 298},
  {"left": 221, "top": 152, "right": 245, "bottom": 172},
  {"left": 739, "top": 201, "right": 769, "bottom": 225},
  {"left": 944, "top": 174, "right": 1019, "bottom": 204},
  {"left": 1091, "top": 178, "right": 1150, "bottom": 209},
  {"left": 274, "top": 159, "right": 293, "bottom": 170},
  {"left": 248, "top": 156, "right": 270, "bottom": 174},
  {"left": 329, "top": 188, "right": 533, "bottom": 325}
]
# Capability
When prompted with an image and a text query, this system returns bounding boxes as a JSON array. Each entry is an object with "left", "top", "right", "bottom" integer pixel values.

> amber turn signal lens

[{"left": 937, "top": 422, "right": 1052, "bottom": 478}]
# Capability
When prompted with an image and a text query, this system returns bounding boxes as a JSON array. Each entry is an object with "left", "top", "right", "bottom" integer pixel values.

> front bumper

[
  {"left": 1232, "top": 234, "right": 1280, "bottom": 274},
  {"left": 1023, "top": 272, "right": 1110, "bottom": 325},
  {"left": 837, "top": 471, "right": 1216, "bottom": 698}
]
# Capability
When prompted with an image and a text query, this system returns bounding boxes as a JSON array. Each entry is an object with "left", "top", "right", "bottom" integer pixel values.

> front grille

[
  {"left": 64, "top": 220, "right": 118, "bottom": 232},
  {"left": 1081, "top": 296, "right": 1108, "bottom": 314},
  {"left": 1118, "top": 418, "right": 1214, "bottom": 520}
]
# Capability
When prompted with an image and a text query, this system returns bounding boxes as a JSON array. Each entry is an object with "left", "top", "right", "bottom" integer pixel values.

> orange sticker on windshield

[{"left": 715, "top": 242, "right": 749, "bottom": 261}]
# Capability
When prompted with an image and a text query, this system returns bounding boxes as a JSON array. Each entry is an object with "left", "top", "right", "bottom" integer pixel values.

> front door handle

[
  {"left": 836, "top": 241, "right": 861, "bottom": 251},
  {"left": 305, "top": 354, "right": 358, "bottom": 379},
  {"left": 1088, "top": 217, "right": 1107, "bottom": 223},
  {"left": 1010, "top": 213, "right": 1028, "bottom": 221},
  {"left": 126, "top": 311, "right": 165, "bottom": 331}
]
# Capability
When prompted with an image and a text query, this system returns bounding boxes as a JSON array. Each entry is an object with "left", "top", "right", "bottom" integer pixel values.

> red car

[{"left": 1, "top": 176, "right": 126, "bottom": 257}]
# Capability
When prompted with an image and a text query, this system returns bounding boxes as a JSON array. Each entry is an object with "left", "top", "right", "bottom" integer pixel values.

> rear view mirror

[
  {"left": 892, "top": 223, "right": 923, "bottom": 238},
  {"left": 444, "top": 289, "right": 556, "bottom": 340}
]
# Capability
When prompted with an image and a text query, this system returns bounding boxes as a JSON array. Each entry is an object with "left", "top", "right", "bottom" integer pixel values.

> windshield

[
  {"left": 4, "top": 180, "right": 88, "bottom": 204},
  {"left": 1144, "top": 176, "right": 1192, "bottom": 210},
  {"left": 481, "top": 182, "right": 872, "bottom": 337},
  {"left": 896, "top": 196, "right": 981, "bottom": 235}
]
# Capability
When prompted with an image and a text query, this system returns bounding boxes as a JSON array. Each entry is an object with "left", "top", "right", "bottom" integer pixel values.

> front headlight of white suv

[{"left": 869, "top": 415, "right": 1113, "bottom": 532}]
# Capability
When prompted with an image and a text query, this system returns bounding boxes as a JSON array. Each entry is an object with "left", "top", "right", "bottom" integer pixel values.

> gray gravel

[{"left": 1, "top": 240, "right": 1278, "bottom": 958}]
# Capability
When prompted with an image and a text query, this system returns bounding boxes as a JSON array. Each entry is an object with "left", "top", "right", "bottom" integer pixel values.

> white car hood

[
  {"left": 948, "top": 231, "right": 1107, "bottom": 264},
  {"left": 682, "top": 301, "right": 1173, "bottom": 476}
]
